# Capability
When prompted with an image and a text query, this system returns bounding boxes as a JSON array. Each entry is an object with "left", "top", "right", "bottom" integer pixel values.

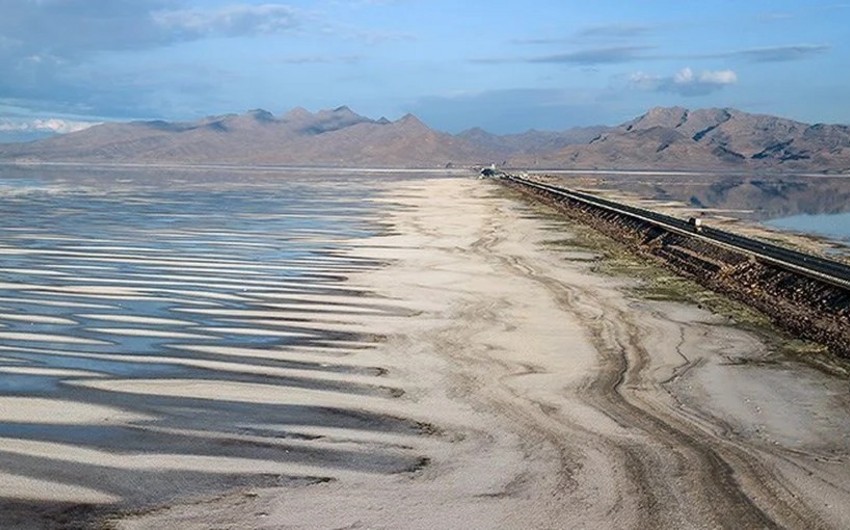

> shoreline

[
  {"left": 111, "top": 177, "right": 850, "bottom": 528},
  {"left": 0, "top": 160, "right": 478, "bottom": 175}
]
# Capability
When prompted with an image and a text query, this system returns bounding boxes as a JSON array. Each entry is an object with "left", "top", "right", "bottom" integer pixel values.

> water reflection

[
  {"left": 550, "top": 171, "right": 850, "bottom": 243},
  {"left": 589, "top": 174, "right": 850, "bottom": 220},
  {"left": 766, "top": 211, "right": 850, "bottom": 241},
  {"left": 0, "top": 165, "right": 430, "bottom": 523}
]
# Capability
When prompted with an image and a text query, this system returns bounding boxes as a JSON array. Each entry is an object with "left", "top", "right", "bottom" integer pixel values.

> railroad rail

[{"left": 502, "top": 174, "right": 850, "bottom": 291}]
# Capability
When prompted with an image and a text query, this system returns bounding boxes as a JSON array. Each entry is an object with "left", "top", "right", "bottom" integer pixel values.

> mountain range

[
  {"left": 1, "top": 106, "right": 848, "bottom": 173},
  {"left": 510, "top": 107, "right": 850, "bottom": 173}
]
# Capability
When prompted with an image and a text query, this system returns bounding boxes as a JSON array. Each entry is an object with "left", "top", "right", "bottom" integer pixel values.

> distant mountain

[
  {"left": 456, "top": 126, "right": 610, "bottom": 156},
  {"left": 509, "top": 106, "right": 850, "bottom": 173},
  {"left": 1, "top": 106, "right": 848, "bottom": 172},
  {"left": 0, "top": 107, "right": 497, "bottom": 168}
]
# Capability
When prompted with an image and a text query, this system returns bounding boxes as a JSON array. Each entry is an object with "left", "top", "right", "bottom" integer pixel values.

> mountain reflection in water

[
  {"left": 766, "top": 212, "right": 850, "bottom": 242},
  {"left": 560, "top": 172, "right": 850, "bottom": 242}
]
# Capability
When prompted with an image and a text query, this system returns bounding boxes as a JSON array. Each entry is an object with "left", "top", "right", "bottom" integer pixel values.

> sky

[{"left": 1, "top": 0, "right": 848, "bottom": 140}]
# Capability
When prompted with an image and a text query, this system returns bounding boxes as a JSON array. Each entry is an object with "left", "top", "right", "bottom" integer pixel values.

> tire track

[{"left": 472, "top": 196, "right": 823, "bottom": 528}]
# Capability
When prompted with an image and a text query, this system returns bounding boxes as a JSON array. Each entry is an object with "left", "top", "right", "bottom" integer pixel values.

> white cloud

[
  {"left": 152, "top": 4, "right": 301, "bottom": 37},
  {"left": 695, "top": 68, "right": 737, "bottom": 85},
  {"left": 672, "top": 67, "right": 697, "bottom": 84},
  {"left": 629, "top": 71, "right": 663, "bottom": 90},
  {"left": 0, "top": 118, "right": 100, "bottom": 134},
  {"left": 630, "top": 67, "right": 737, "bottom": 96}
]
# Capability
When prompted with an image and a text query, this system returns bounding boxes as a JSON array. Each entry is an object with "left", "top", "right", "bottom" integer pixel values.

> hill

[
  {"left": 1, "top": 106, "right": 848, "bottom": 172},
  {"left": 509, "top": 107, "right": 850, "bottom": 173},
  {"left": 0, "top": 107, "right": 497, "bottom": 168}
]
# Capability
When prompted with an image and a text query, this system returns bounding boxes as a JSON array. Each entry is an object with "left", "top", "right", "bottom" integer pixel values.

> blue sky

[{"left": 1, "top": 0, "right": 848, "bottom": 138}]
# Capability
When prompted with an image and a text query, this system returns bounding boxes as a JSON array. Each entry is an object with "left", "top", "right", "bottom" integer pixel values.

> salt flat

[
  {"left": 116, "top": 177, "right": 850, "bottom": 529},
  {"left": 1, "top": 175, "right": 849, "bottom": 529}
]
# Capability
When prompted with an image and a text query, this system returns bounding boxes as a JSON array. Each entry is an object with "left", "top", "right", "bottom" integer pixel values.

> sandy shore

[{"left": 3, "top": 177, "right": 850, "bottom": 528}]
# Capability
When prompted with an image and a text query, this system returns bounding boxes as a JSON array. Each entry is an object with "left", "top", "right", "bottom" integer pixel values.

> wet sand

[{"left": 2, "top": 176, "right": 850, "bottom": 528}]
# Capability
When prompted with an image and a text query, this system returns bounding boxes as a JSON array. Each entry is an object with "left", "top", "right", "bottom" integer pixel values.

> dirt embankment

[{"left": 502, "top": 177, "right": 850, "bottom": 357}]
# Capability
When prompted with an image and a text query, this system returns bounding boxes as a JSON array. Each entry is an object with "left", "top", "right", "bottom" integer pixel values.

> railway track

[{"left": 502, "top": 174, "right": 850, "bottom": 291}]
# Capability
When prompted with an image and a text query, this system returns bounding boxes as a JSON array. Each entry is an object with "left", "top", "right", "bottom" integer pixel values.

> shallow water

[
  {"left": 0, "top": 169, "right": 395, "bottom": 393},
  {"left": 765, "top": 211, "right": 850, "bottom": 244},
  {"left": 0, "top": 167, "right": 442, "bottom": 520},
  {"left": 552, "top": 171, "right": 850, "bottom": 251}
]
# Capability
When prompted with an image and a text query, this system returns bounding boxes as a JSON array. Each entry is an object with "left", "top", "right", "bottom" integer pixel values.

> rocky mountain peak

[
  {"left": 626, "top": 106, "right": 690, "bottom": 131},
  {"left": 302, "top": 106, "right": 372, "bottom": 135},
  {"left": 396, "top": 113, "right": 428, "bottom": 128},
  {"left": 246, "top": 109, "right": 275, "bottom": 122},
  {"left": 282, "top": 107, "right": 313, "bottom": 122},
  {"left": 332, "top": 105, "right": 356, "bottom": 115},
  {"left": 1, "top": 105, "right": 847, "bottom": 172}
]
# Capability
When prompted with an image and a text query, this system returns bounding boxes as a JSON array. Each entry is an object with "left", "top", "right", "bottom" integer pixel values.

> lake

[
  {"left": 0, "top": 167, "right": 436, "bottom": 518},
  {"left": 0, "top": 168, "right": 391, "bottom": 397},
  {"left": 765, "top": 211, "right": 850, "bottom": 245},
  {"left": 547, "top": 171, "right": 850, "bottom": 251}
]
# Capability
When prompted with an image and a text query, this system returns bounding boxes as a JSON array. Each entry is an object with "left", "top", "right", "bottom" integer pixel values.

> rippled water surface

[
  {"left": 0, "top": 168, "right": 434, "bottom": 520},
  {"left": 0, "top": 170, "right": 393, "bottom": 391}
]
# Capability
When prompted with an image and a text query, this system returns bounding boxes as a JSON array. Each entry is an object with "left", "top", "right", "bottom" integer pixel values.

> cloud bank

[
  {"left": 630, "top": 67, "right": 738, "bottom": 96},
  {"left": 0, "top": 2, "right": 309, "bottom": 118},
  {"left": 151, "top": 4, "right": 301, "bottom": 38},
  {"left": 733, "top": 44, "right": 829, "bottom": 62},
  {"left": 529, "top": 46, "right": 652, "bottom": 65},
  {"left": 0, "top": 1, "right": 304, "bottom": 62},
  {"left": 0, "top": 118, "right": 100, "bottom": 134}
]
